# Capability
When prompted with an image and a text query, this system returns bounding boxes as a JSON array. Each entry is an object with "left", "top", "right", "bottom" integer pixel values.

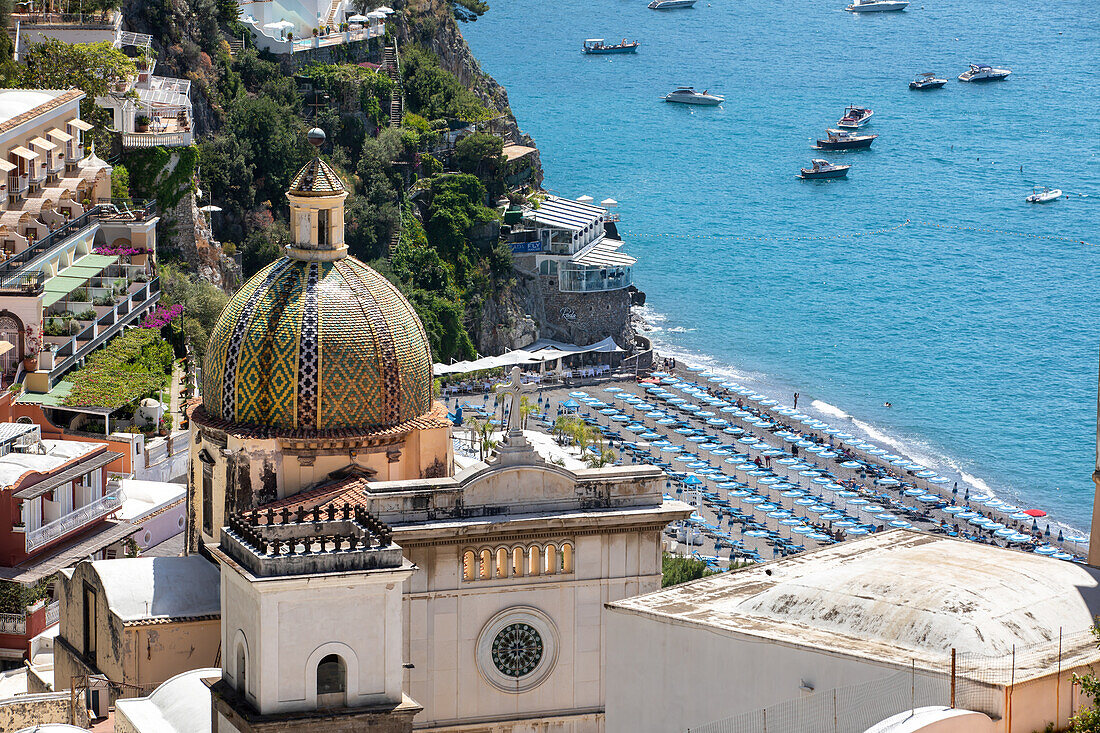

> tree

[
  {"left": 17, "top": 40, "right": 135, "bottom": 128},
  {"left": 401, "top": 46, "right": 492, "bottom": 122},
  {"left": 661, "top": 553, "right": 716, "bottom": 588},
  {"left": 159, "top": 264, "right": 229, "bottom": 359},
  {"left": 454, "top": 132, "right": 504, "bottom": 181},
  {"left": 519, "top": 395, "right": 537, "bottom": 429},
  {"left": 111, "top": 165, "right": 131, "bottom": 202},
  {"left": 470, "top": 418, "right": 497, "bottom": 461}
]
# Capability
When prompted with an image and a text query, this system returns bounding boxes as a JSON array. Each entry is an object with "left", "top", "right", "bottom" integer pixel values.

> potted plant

[
  {"left": 22, "top": 325, "right": 41, "bottom": 372},
  {"left": 135, "top": 114, "right": 151, "bottom": 133},
  {"left": 312, "top": 27, "right": 319, "bottom": 46}
]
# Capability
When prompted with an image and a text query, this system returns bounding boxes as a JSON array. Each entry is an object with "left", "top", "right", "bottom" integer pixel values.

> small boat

[
  {"left": 649, "top": 0, "right": 696, "bottom": 8},
  {"left": 909, "top": 72, "right": 948, "bottom": 90},
  {"left": 816, "top": 129, "right": 878, "bottom": 150},
  {"left": 583, "top": 38, "right": 640, "bottom": 54},
  {"left": 837, "top": 106, "right": 873, "bottom": 128},
  {"left": 958, "top": 64, "right": 1011, "bottom": 82},
  {"left": 845, "top": 0, "right": 909, "bottom": 11},
  {"left": 800, "top": 159, "right": 851, "bottom": 179},
  {"left": 1026, "top": 187, "right": 1062, "bottom": 203},
  {"left": 663, "top": 87, "right": 723, "bottom": 105}
]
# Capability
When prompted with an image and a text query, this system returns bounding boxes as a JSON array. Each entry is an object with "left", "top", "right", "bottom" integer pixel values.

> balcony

[
  {"left": 0, "top": 612, "right": 26, "bottom": 635},
  {"left": 0, "top": 207, "right": 99, "bottom": 278},
  {"left": 8, "top": 175, "right": 28, "bottom": 196},
  {"left": 557, "top": 263, "right": 634, "bottom": 293},
  {"left": 0, "top": 271, "right": 45, "bottom": 296},
  {"left": 25, "top": 488, "right": 123, "bottom": 552},
  {"left": 120, "top": 130, "right": 193, "bottom": 149},
  {"left": 95, "top": 198, "right": 158, "bottom": 223}
]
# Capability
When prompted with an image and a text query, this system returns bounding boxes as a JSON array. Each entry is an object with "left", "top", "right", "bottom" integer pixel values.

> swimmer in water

[{"left": 884, "top": 402, "right": 892, "bottom": 408}]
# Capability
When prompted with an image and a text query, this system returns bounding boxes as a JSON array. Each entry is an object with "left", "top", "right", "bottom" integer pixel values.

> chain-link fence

[{"left": 687, "top": 628, "right": 1098, "bottom": 733}]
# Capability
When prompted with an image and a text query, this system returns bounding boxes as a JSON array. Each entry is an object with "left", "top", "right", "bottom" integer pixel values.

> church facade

[{"left": 184, "top": 134, "right": 690, "bottom": 732}]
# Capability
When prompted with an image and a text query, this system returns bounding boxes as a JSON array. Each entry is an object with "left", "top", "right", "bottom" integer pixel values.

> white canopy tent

[{"left": 434, "top": 336, "right": 624, "bottom": 376}]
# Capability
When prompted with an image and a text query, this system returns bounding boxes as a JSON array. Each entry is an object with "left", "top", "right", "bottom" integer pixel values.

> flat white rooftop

[
  {"left": 609, "top": 530, "right": 1100, "bottom": 677},
  {"left": 0, "top": 89, "right": 70, "bottom": 126},
  {"left": 0, "top": 439, "right": 102, "bottom": 489}
]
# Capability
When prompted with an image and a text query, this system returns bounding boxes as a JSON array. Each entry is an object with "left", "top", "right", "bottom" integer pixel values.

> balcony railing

[
  {"left": 13, "top": 11, "right": 118, "bottom": 28},
  {"left": 0, "top": 612, "right": 26, "bottom": 635},
  {"left": 120, "top": 131, "right": 193, "bottom": 149},
  {"left": 0, "top": 271, "right": 45, "bottom": 296},
  {"left": 45, "top": 600, "right": 59, "bottom": 626},
  {"left": 0, "top": 207, "right": 99, "bottom": 277},
  {"left": 95, "top": 198, "right": 158, "bottom": 222},
  {"left": 8, "top": 175, "right": 28, "bottom": 195},
  {"left": 25, "top": 487, "right": 123, "bottom": 553},
  {"left": 50, "top": 277, "right": 159, "bottom": 379}
]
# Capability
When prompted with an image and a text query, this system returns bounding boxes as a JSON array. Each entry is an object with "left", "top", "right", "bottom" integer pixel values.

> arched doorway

[{"left": 0, "top": 314, "right": 23, "bottom": 377}]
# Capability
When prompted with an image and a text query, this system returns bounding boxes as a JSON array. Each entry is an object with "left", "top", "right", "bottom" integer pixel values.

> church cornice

[
  {"left": 191, "top": 402, "right": 450, "bottom": 444},
  {"left": 394, "top": 518, "right": 673, "bottom": 548}
]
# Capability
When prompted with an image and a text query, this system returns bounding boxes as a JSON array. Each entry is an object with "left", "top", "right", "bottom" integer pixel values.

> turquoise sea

[{"left": 462, "top": 0, "right": 1100, "bottom": 532}]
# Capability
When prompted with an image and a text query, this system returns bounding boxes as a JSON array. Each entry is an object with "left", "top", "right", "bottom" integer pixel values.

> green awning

[
  {"left": 59, "top": 265, "right": 105, "bottom": 279},
  {"left": 71, "top": 253, "right": 119, "bottom": 270}
]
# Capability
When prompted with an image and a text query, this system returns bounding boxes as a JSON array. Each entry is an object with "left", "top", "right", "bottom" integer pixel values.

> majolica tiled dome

[{"left": 202, "top": 256, "right": 433, "bottom": 432}]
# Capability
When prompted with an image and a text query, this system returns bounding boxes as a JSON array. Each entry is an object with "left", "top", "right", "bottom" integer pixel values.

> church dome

[{"left": 202, "top": 256, "right": 434, "bottom": 432}]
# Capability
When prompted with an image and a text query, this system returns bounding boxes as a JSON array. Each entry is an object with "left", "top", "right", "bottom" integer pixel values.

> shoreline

[{"left": 633, "top": 304, "right": 1087, "bottom": 540}]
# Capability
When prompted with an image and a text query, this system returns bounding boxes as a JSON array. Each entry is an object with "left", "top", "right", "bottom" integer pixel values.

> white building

[{"left": 605, "top": 530, "right": 1100, "bottom": 733}]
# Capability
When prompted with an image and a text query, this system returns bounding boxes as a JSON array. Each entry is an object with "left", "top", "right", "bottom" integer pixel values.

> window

[
  {"left": 543, "top": 543, "right": 557, "bottom": 575},
  {"left": 236, "top": 644, "right": 247, "bottom": 695},
  {"left": 201, "top": 463, "right": 213, "bottom": 534},
  {"left": 318, "top": 209, "right": 329, "bottom": 246},
  {"left": 316, "top": 654, "right": 346, "bottom": 708},
  {"left": 82, "top": 582, "right": 96, "bottom": 663},
  {"left": 462, "top": 551, "right": 475, "bottom": 581},
  {"left": 495, "top": 548, "right": 508, "bottom": 578}
]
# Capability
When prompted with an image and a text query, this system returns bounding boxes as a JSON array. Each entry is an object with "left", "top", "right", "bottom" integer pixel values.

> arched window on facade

[
  {"left": 562, "top": 542, "right": 574, "bottom": 573},
  {"left": 528, "top": 545, "right": 541, "bottom": 576},
  {"left": 479, "top": 549, "right": 492, "bottom": 580},
  {"left": 512, "top": 546, "right": 525, "bottom": 577},
  {"left": 0, "top": 316, "right": 21, "bottom": 375},
  {"left": 316, "top": 654, "right": 346, "bottom": 708},
  {"left": 495, "top": 548, "right": 508, "bottom": 578},
  {"left": 543, "top": 543, "right": 558, "bottom": 575},
  {"left": 462, "top": 550, "right": 475, "bottom": 581},
  {"left": 236, "top": 644, "right": 247, "bottom": 695}
]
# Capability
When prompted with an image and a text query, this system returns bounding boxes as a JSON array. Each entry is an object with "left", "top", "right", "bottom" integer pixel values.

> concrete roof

[
  {"left": 0, "top": 439, "right": 102, "bottom": 490},
  {"left": 117, "top": 479, "right": 186, "bottom": 521},
  {"left": 0, "top": 89, "right": 70, "bottom": 126},
  {"left": 89, "top": 556, "right": 220, "bottom": 624},
  {"left": 608, "top": 531, "right": 1100, "bottom": 674},
  {"left": 114, "top": 667, "right": 220, "bottom": 733}
]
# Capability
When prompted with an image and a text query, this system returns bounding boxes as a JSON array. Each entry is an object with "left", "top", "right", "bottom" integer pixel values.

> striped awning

[
  {"left": 571, "top": 238, "right": 637, "bottom": 267},
  {"left": 67, "top": 118, "right": 94, "bottom": 132},
  {"left": 29, "top": 136, "right": 57, "bottom": 152},
  {"left": 10, "top": 146, "right": 39, "bottom": 161},
  {"left": 524, "top": 196, "right": 606, "bottom": 232}
]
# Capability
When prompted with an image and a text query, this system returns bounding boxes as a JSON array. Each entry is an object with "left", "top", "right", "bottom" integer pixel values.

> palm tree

[
  {"left": 553, "top": 415, "right": 575, "bottom": 443},
  {"left": 583, "top": 434, "right": 616, "bottom": 468},
  {"left": 519, "top": 396, "right": 538, "bottom": 429},
  {"left": 470, "top": 419, "right": 498, "bottom": 461}
]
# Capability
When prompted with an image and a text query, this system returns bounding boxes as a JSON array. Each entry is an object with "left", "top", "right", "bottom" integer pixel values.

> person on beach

[{"left": 793, "top": 392, "right": 799, "bottom": 409}]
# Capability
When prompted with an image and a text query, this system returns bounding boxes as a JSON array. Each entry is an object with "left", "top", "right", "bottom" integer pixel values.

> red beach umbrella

[{"left": 1022, "top": 509, "right": 1047, "bottom": 517}]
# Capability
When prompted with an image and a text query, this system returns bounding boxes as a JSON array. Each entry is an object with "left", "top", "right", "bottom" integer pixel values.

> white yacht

[
  {"left": 958, "top": 64, "right": 1011, "bottom": 82},
  {"left": 845, "top": 0, "right": 909, "bottom": 12},
  {"left": 1026, "top": 187, "right": 1062, "bottom": 203},
  {"left": 663, "top": 87, "right": 724, "bottom": 105},
  {"left": 649, "top": 0, "right": 697, "bottom": 9}
]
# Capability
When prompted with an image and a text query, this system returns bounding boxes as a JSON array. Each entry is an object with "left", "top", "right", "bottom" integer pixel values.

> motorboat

[
  {"left": 909, "top": 72, "right": 948, "bottom": 89},
  {"left": 845, "top": 0, "right": 909, "bottom": 11},
  {"left": 663, "top": 87, "right": 723, "bottom": 105},
  {"left": 583, "top": 38, "right": 640, "bottom": 54},
  {"left": 800, "top": 159, "right": 851, "bottom": 179},
  {"left": 836, "top": 106, "right": 873, "bottom": 128},
  {"left": 649, "top": 0, "right": 697, "bottom": 8},
  {"left": 958, "top": 64, "right": 1011, "bottom": 82},
  {"left": 816, "top": 129, "right": 877, "bottom": 150},
  {"left": 1026, "top": 187, "right": 1062, "bottom": 203}
]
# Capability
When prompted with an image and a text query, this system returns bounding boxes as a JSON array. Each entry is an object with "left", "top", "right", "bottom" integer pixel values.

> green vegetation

[
  {"left": 158, "top": 263, "right": 230, "bottom": 360},
  {"left": 1072, "top": 626, "right": 1100, "bottom": 731},
  {"left": 401, "top": 45, "right": 493, "bottom": 122},
  {"left": 111, "top": 165, "right": 131, "bottom": 202},
  {"left": 125, "top": 146, "right": 199, "bottom": 209},
  {"left": 0, "top": 578, "right": 51, "bottom": 615},
  {"left": 63, "top": 329, "right": 173, "bottom": 409},
  {"left": 661, "top": 553, "right": 717, "bottom": 588}
]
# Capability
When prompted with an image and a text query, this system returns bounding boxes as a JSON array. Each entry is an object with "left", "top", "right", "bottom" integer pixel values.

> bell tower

[
  {"left": 208, "top": 504, "right": 422, "bottom": 732},
  {"left": 286, "top": 128, "right": 349, "bottom": 262}
]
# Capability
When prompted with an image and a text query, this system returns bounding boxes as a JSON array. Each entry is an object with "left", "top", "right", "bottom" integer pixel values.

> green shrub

[{"left": 75, "top": 309, "right": 97, "bottom": 321}]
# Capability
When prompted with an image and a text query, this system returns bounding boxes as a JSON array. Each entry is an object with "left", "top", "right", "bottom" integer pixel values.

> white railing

[
  {"left": 0, "top": 613, "right": 26, "bottom": 635},
  {"left": 120, "top": 130, "right": 193, "bottom": 149},
  {"left": 25, "top": 488, "right": 124, "bottom": 552},
  {"left": 44, "top": 600, "right": 59, "bottom": 626}
]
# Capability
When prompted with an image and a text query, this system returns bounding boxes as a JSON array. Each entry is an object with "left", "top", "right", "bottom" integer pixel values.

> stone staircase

[
  {"left": 323, "top": 0, "right": 342, "bottom": 29},
  {"left": 382, "top": 42, "right": 403, "bottom": 127},
  {"left": 227, "top": 39, "right": 245, "bottom": 57}
]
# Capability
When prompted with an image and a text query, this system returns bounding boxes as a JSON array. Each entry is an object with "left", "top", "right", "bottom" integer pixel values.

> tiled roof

[
  {"left": 0, "top": 89, "right": 84, "bottom": 135},
  {"left": 288, "top": 156, "right": 345, "bottom": 195},
  {"left": 241, "top": 475, "right": 371, "bottom": 516}
]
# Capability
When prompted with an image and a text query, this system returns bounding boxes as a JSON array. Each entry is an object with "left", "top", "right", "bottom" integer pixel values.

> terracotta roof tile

[
  {"left": 0, "top": 89, "right": 85, "bottom": 135},
  {"left": 288, "top": 156, "right": 345, "bottom": 195}
]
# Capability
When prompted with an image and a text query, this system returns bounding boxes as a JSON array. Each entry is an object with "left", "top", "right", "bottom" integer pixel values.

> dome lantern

[{"left": 286, "top": 128, "right": 349, "bottom": 262}]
